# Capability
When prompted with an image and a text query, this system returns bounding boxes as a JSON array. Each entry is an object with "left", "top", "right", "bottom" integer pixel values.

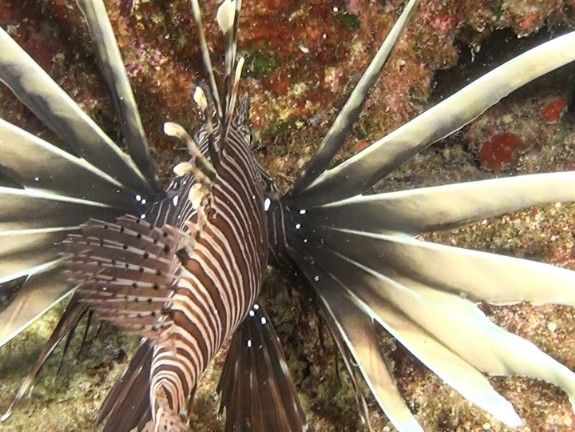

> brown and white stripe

[{"left": 146, "top": 116, "right": 269, "bottom": 428}]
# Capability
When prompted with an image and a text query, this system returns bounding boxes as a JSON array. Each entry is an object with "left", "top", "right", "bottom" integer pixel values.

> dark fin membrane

[
  {"left": 64, "top": 215, "right": 187, "bottom": 340},
  {"left": 0, "top": 119, "right": 138, "bottom": 347},
  {"left": 0, "top": 119, "right": 139, "bottom": 208},
  {"left": 96, "top": 339, "right": 154, "bottom": 432},
  {"left": 218, "top": 303, "right": 305, "bottom": 432}
]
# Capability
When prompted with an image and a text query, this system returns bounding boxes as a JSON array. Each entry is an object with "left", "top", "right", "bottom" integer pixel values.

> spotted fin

[
  {"left": 0, "top": 120, "right": 138, "bottom": 314},
  {"left": 64, "top": 215, "right": 186, "bottom": 339},
  {"left": 218, "top": 303, "right": 305, "bottom": 432},
  {"left": 0, "top": 0, "right": 161, "bottom": 346}
]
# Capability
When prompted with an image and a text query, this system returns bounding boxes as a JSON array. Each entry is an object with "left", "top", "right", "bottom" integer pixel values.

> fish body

[
  {"left": 65, "top": 113, "right": 269, "bottom": 429},
  {"left": 147, "top": 117, "right": 269, "bottom": 430},
  {"left": 2, "top": 0, "right": 575, "bottom": 431}
]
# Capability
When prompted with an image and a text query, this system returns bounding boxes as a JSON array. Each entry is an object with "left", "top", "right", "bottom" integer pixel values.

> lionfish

[{"left": 1, "top": 0, "right": 575, "bottom": 430}]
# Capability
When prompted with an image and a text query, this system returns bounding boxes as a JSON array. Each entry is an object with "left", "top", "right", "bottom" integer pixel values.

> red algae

[
  {"left": 479, "top": 132, "right": 525, "bottom": 171},
  {"left": 543, "top": 98, "right": 567, "bottom": 124}
]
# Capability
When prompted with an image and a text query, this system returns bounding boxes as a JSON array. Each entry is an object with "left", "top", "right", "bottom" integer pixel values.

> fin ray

[
  {"left": 311, "top": 226, "right": 575, "bottom": 306},
  {"left": 0, "top": 186, "right": 127, "bottom": 232},
  {"left": 64, "top": 216, "right": 185, "bottom": 340},
  {"left": 0, "top": 26, "right": 153, "bottom": 196},
  {"left": 0, "top": 266, "right": 74, "bottom": 348},
  {"left": 292, "top": 31, "right": 575, "bottom": 206},
  {"left": 301, "top": 240, "right": 575, "bottom": 427},
  {"left": 77, "top": 0, "right": 160, "bottom": 191},
  {"left": 304, "top": 171, "right": 575, "bottom": 234},
  {"left": 290, "top": 250, "right": 424, "bottom": 432},
  {"left": 218, "top": 303, "right": 305, "bottom": 432},
  {"left": 97, "top": 339, "right": 153, "bottom": 432},
  {"left": 290, "top": 0, "right": 420, "bottom": 195}
]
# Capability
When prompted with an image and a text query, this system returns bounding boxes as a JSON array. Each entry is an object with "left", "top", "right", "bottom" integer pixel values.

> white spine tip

[
  {"left": 235, "top": 56, "right": 245, "bottom": 78},
  {"left": 193, "top": 87, "right": 208, "bottom": 111},
  {"left": 188, "top": 183, "right": 203, "bottom": 208},
  {"left": 163, "top": 122, "right": 185, "bottom": 138},
  {"left": 173, "top": 162, "right": 193, "bottom": 177},
  {"left": 216, "top": 0, "right": 236, "bottom": 34},
  {"left": 495, "top": 403, "right": 523, "bottom": 428}
]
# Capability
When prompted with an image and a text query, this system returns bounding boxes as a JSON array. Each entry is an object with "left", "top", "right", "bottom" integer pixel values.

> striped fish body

[
  {"left": 145, "top": 119, "right": 269, "bottom": 429},
  {"left": 63, "top": 114, "right": 269, "bottom": 430},
  {"left": 0, "top": 0, "right": 304, "bottom": 429}
]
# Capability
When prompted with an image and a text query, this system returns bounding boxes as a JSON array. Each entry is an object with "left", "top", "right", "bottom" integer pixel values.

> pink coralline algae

[
  {"left": 543, "top": 98, "right": 567, "bottom": 124},
  {"left": 479, "top": 132, "right": 525, "bottom": 171}
]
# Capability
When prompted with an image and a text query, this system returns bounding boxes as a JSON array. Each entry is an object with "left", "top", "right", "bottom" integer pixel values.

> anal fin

[{"left": 218, "top": 303, "right": 305, "bottom": 432}]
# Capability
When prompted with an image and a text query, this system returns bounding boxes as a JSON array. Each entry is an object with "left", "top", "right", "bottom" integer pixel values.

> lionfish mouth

[{"left": 1, "top": 0, "right": 575, "bottom": 431}]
